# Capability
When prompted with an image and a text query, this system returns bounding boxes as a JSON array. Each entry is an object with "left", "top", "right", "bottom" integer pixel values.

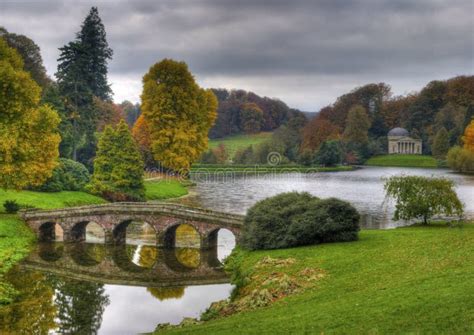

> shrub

[
  {"left": 241, "top": 192, "right": 360, "bottom": 250},
  {"left": 35, "top": 158, "right": 90, "bottom": 192},
  {"left": 447, "top": 146, "right": 474, "bottom": 173},
  {"left": 3, "top": 200, "right": 20, "bottom": 214}
]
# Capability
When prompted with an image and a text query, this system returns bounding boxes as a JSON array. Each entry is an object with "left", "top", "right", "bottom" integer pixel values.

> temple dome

[{"left": 388, "top": 127, "right": 409, "bottom": 137}]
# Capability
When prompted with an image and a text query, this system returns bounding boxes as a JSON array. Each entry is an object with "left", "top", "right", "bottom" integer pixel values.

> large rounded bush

[
  {"left": 241, "top": 192, "right": 360, "bottom": 250},
  {"left": 35, "top": 158, "right": 90, "bottom": 192}
]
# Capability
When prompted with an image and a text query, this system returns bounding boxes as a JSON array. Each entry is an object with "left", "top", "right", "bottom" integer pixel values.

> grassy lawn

[
  {"left": 145, "top": 180, "right": 189, "bottom": 200},
  {"left": 0, "top": 189, "right": 105, "bottom": 213},
  {"left": 366, "top": 154, "right": 438, "bottom": 168},
  {"left": 0, "top": 180, "right": 188, "bottom": 213},
  {"left": 0, "top": 215, "right": 35, "bottom": 304},
  {"left": 208, "top": 132, "right": 272, "bottom": 157},
  {"left": 160, "top": 223, "right": 474, "bottom": 334}
]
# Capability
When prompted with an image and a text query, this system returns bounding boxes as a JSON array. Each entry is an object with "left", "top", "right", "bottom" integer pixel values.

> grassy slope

[
  {"left": 366, "top": 154, "right": 438, "bottom": 168},
  {"left": 0, "top": 215, "right": 35, "bottom": 304},
  {"left": 0, "top": 189, "right": 106, "bottom": 213},
  {"left": 162, "top": 223, "right": 474, "bottom": 334},
  {"left": 208, "top": 132, "right": 272, "bottom": 157},
  {"left": 0, "top": 180, "right": 188, "bottom": 213},
  {"left": 145, "top": 180, "right": 188, "bottom": 200}
]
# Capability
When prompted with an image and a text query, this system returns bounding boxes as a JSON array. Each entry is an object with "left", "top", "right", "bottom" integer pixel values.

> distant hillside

[
  {"left": 302, "top": 111, "right": 319, "bottom": 120},
  {"left": 208, "top": 132, "right": 272, "bottom": 157},
  {"left": 209, "top": 88, "right": 305, "bottom": 139}
]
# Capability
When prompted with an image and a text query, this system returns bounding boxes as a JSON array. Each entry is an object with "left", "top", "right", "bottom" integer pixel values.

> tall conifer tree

[{"left": 56, "top": 7, "right": 112, "bottom": 162}]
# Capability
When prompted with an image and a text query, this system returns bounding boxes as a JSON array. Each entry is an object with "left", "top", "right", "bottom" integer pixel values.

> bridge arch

[
  {"left": 69, "top": 243, "right": 105, "bottom": 267},
  {"left": 38, "top": 242, "right": 64, "bottom": 262},
  {"left": 159, "top": 222, "right": 201, "bottom": 249},
  {"left": 69, "top": 221, "right": 106, "bottom": 243},
  {"left": 38, "top": 221, "right": 64, "bottom": 242},
  {"left": 113, "top": 219, "right": 158, "bottom": 245},
  {"left": 203, "top": 228, "right": 236, "bottom": 261}
]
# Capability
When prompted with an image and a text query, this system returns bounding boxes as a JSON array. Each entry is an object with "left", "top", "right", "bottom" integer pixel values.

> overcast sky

[{"left": 1, "top": 0, "right": 473, "bottom": 111}]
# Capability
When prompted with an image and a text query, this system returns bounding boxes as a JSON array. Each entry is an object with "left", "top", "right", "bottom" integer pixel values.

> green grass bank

[
  {"left": 365, "top": 154, "right": 438, "bottom": 168},
  {"left": 208, "top": 132, "right": 272, "bottom": 158},
  {"left": 145, "top": 180, "right": 189, "bottom": 200},
  {"left": 0, "top": 215, "right": 35, "bottom": 304},
  {"left": 158, "top": 222, "right": 474, "bottom": 334},
  {"left": 0, "top": 180, "right": 188, "bottom": 213}
]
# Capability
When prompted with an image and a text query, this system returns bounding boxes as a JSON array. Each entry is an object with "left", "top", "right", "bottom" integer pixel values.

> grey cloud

[{"left": 0, "top": 0, "right": 472, "bottom": 110}]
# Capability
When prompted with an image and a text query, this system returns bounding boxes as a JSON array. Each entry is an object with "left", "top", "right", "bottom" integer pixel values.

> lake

[
  {"left": 1, "top": 166, "right": 473, "bottom": 334},
  {"left": 191, "top": 166, "right": 474, "bottom": 228}
]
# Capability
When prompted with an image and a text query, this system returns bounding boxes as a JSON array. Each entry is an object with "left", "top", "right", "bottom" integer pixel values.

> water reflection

[
  {"left": 1, "top": 235, "right": 234, "bottom": 334},
  {"left": 191, "top": 167, "right": 474, "bottom": 228}
]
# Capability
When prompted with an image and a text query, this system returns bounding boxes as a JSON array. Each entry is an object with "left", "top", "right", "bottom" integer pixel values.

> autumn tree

[
  {"left": 88, "top": 120, "right": 145, "bottom": 201},
  {"left": 463, "top": 119, "right": 474, "bottom": 152},
  {"left": 432, "top": 127, "right": 450, "bottom": 159},
  {"left": 301, "top": 116, "right": 341, "bottom": 152},
  {"left": 343, "top": 105, "right": 371, "bottom": 145},
  {"left": 240, "top": 102, "right": 263, "bottom": 133},
  {"left": 0, "top": 38, "right": 60, "bottom": 189},
  {"left": 0, "top": 27, "right": 51, "bottom": 88},
  {"left": 94, "top": 97, "right": 124, "bottom": 131},
  {"left": 141, "top": 59, "right": 217, "bottom": 172}
]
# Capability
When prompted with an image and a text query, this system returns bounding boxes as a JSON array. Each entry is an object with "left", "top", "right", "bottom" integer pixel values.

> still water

[
  {"left": 192, "top": 166, "right": 474, "bottom": 228},
  {"left": 0, "top": 229, "right": 236, "bottom": 335},
  {"left": 2, "top": 167, "right": 473, "bottom": 334}
]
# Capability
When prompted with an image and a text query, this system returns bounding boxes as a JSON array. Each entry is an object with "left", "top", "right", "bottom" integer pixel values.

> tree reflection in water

[
  {"left": 0, "top": 269, "right": 56, "bottom": 334},
  {"left": 175, "top": 248, "right": 200, "bottom": 268},
  {"left": 147, "top": 286, "right": 185, "bottom": 301},
  {"left": 51, "top": 278, "right": 110, "bottom": 335}
]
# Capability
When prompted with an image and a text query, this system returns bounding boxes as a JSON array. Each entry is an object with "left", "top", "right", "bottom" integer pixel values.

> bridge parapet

[{"left": 20, "top": 202, "right": 245, "bottom": 247}]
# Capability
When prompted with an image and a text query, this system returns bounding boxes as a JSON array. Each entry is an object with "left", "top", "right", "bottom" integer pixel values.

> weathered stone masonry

[{"left": 20, "top": 202, "right": 244, "bottom": 249}]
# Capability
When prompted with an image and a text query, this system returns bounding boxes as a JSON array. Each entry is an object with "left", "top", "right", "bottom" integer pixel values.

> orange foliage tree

[
  {"left": 463, "top": 119, "right": 474, "bottom": 152},
  {"left": 301, "top": 117, "right": 341, "bottom": 152}
]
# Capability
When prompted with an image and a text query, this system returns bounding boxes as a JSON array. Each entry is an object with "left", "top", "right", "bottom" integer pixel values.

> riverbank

[
  {"left": 0, "top": 180, "right": 188, "bottom": 213},
  {"left": 157, "top": 222, "right": 474, "bottom": 334},
  {"left": 365, "top": 154, "right": 439, "bottom": 168},
  {"left": 0, "top": 215, "right": 35, "bottom": 304},
  {"left": 191, "top": 164, "right": 354, "bottom": 174}
]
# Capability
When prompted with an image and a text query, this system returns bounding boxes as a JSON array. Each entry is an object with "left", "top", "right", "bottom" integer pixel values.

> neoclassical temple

[{"left": 388, "top": 127, "right": 422, "bottom": 154}]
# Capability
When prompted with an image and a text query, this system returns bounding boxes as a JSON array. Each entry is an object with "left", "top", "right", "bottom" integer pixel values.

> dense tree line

[
  {"left": 209, "top": 88, "right": 306, "bottom": 138},
  {"left": 300, "top": 77, "right": 474, "bottom": 165}
]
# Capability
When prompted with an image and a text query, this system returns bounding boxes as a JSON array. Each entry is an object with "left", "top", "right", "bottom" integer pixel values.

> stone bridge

[
  {"left": 21, "top": 242, "right": 229, "bottom": 287},
  {"left": 20, "top": 202, "right": 244, "bottom": 249}
]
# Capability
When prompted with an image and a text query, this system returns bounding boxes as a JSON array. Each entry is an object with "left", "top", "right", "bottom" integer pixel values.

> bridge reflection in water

[{"left": 22, "top": 242, "right": 229, "bottom": 287}]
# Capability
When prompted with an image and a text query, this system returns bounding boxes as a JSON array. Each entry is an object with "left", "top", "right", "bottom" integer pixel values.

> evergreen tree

[
  {"left": 88, "top": 120, "right": 145, "bottom": 201},
  {"left": 432, "top": 127, "right": 450, "bottom": 159},
  {"left": 76, "top": 7, "right": 113, "bottom": 100},
  {"left": 141, "top": 59, "right": 217, "bottom": 172},
  {"left": 56, "top": 7, "right": 112, "bottom": 162},
  {"left": 0, "top": 38, "right": 61, "bottom": 189},
  {"left": 314, "top": 140, "right": 343, "bottom": 167}
]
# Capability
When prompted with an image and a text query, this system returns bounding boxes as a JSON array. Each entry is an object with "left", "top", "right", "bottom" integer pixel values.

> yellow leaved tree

[
  {"left": 140, "top": 59, "right": 217, "bottom": 172},
  {"left": 463, "top": 119, "right": 474, "bottom": 152},
  {"left": 0, "top": 38, "right": 60, "bottom": 189}
]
